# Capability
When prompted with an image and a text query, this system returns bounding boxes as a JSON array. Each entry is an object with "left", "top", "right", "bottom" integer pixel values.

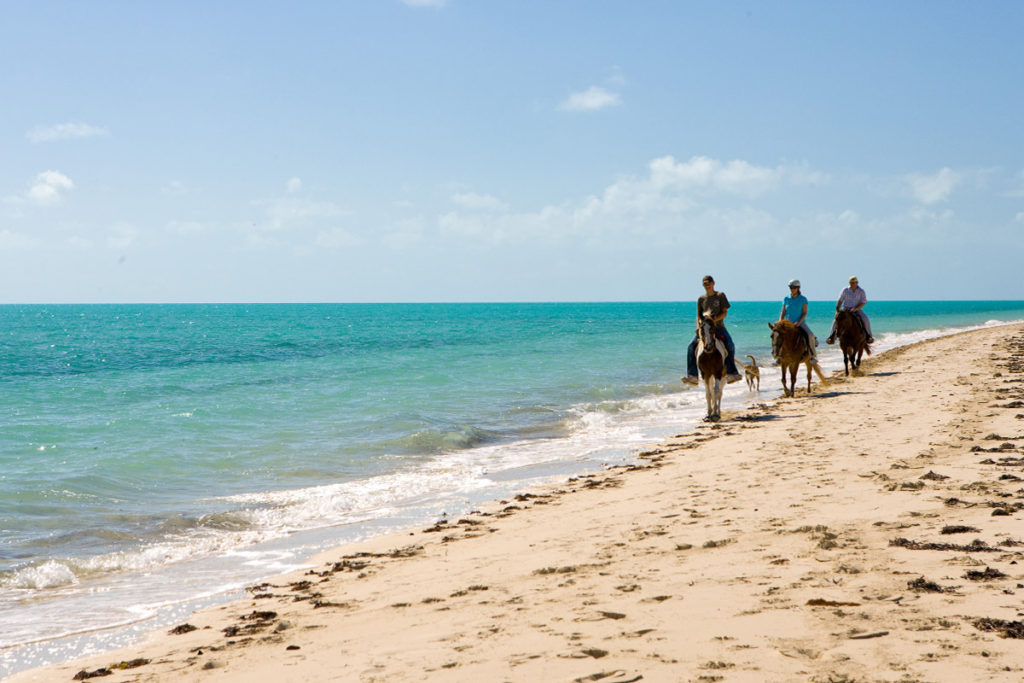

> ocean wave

[{"left": 384, "top": 425, "right": 504, "bottom": 453}]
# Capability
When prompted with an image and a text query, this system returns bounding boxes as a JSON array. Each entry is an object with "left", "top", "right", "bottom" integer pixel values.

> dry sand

[{"left": 12, "top": 323, "right": 1024, "bottom": 683}]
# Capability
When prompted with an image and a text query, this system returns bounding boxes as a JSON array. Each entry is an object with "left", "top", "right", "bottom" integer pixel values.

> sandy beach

[{"left": 13, "top": 322, "right": 1024, "bottom": 683}]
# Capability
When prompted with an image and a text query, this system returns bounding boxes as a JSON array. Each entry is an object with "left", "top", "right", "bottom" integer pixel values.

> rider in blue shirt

[{"left": 778, "top": 279, "right": 817, "bottom": 360}]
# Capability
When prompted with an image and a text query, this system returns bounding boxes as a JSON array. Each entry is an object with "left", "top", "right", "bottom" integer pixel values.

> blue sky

[{"left": 2, "top": 1, "right": 1022, "bottom": 303}]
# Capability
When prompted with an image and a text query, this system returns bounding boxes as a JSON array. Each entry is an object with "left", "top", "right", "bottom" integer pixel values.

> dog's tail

[{"left": 745, "top": 354, "right": 757, "bottom": 367}]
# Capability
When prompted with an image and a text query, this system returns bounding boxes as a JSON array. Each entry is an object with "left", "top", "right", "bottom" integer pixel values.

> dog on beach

[{"left": 735, "top": 354, "right": 760, "bottom": 392}]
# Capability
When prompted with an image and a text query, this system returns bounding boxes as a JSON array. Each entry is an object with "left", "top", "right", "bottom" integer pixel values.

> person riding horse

[
  {"left": 683, "top": 275, "right": 741, "bottom": 386},
  {"left": 826, "top": 276, "right": 874, "bottom": 345},
  {"left": 777, "top": 279, "right": 817, "bottom": 360}
]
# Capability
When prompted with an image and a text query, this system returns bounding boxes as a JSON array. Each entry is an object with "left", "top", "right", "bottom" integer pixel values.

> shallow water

[{"left": 2, "top": 301, "right": 1023, "bottom": 676}]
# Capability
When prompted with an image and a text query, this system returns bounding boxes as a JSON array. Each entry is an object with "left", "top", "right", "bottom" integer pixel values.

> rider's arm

[
  {"left": 778, "top": 304, "right": 786, "bottom": 321},
  {"left": 797, "top": 302, "right": 808, "bottom": 325}
]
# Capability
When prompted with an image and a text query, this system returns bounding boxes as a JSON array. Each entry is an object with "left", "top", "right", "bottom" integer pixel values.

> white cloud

[
  {"left": 286, "top": 177, "right": 302, "bottom": 194},
  {"left": 559, "top": 86, "right": 621, "bottom": 112},
  {"left": 0, "top": 229, "right": 39, "bottom": 249},
  {"left": 251, "top": 197, "right": 348, "bottom": 233},
  {"left": 27, "top": 171, "right": 75, "bottom": 205},
  {"left": 907, "top": 167, "right": 959, "bottom": 204},
  {"left": 435, "top": 155, "right": 825, "bottom": 248},
  {"left": 452, "top": 192, "right": 507, "bottom": 211},
  {"left": 27, "top": 122, "right": 108, "bottom": 143},
  {"left": 314, "top": 227, "right": 362, "bottom": 248},
  {"left": 167, "top": 220, "right": 205, "bottom": 235},
  {"left": 383, "top": 218, "right": 425, "bottom": 248},
  {"left": 161, "top": 181, "right": 191, "bottom": 196},
  {"left": 106, "top": 223, "right": 137, "bottom": 250},
  {"left": 607, "top": 66, "right": 626, "bottom": 87},
  {"left": 647, "top": 155, "right": 787, "bottom": 196},
  {"left": 1009, "top": 170, "right": 1024, "bottom": 198},
  {"left": 67, "top": 236, "right": 94, "bottom": 249}
]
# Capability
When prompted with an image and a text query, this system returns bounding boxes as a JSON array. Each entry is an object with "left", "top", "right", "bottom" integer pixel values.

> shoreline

[{"left": 11, "top": 322, "right": 1024, "bottom": 682}]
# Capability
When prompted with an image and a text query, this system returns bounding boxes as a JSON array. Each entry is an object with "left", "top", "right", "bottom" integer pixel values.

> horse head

[
  {"left": 767, "top": 321, "right": 785, "bottom": 359},
  {"left": 698, "top": 314, "right": 717, "bottom": 351}
]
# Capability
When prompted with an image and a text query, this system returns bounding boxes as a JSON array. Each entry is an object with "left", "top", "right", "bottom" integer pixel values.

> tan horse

[
  {"left": 768, "top": 320, "right": 827, "bottom": 396},
  {"left": 696, "top": 315, "right": 727, "bottom": 421},
  {"left": 835, "top": 309, "right": 872, "bottom": 375}
]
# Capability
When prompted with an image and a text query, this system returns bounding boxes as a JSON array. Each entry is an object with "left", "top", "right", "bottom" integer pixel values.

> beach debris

[
  {"left": 311, "top": 599, "right": 349, "bottom": 609},
  {"left": 920, "top": 470, "right": 950, "bottom": 481},
  {"left": 941, "top": 525, "right": 980, "bottom": 534},
  {"left": 223, "top": 610, "right": 278, "bottom": 637},
  {"left": 73, "top": 668, "right": 112, "bottom": 680},
  {"left": 848, "top": 630, "right": 890, "bottom": 640},
  {"left": 581, "top": 648, "right": 609, "bottom": 658},
  {"left": 111, "top": 659, "right": 150, "bottom": 670},
  {"left": 700, "top": 660, "right": 734, "bottom": 669},
  {"left": 806, "top": 598, "right": 860, "bottom": 607},
  {"left": 73, "top": 659, "right": 150, "bottom": 680},
  {"left": 598, "top": 611, "right": 627, "bottom": 620},
  {"left": 973, "top": 617, "right": 1024, "bottom": 638},
  {"left": 889, "top": 537, "right": 1000, "bottom": 552},
  {"left": 533, "top": 565, "right": 577, "bottom": 575},
  {"left": 907, "top": 576, "right": 953, "bottom": 593},
  {"left": 964, "top": 567, "right": 1008, "bottom": 581},
  {"left": 169, "top": 623, "right": 198, "bottom": 635},
  {"left": 573, "top": 670, "right": 643, "bottom": 683}
]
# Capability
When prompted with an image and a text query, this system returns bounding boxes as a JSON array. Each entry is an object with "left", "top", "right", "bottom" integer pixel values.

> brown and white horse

[
  {"left": 835, "top": 309, "right": 872, "bottom": 375},
  {"left": 768, "top": 320, "right": 827, "bottom": 397},
  {"left": 696, "top": 315, "right": 727, "bottom": 421}
]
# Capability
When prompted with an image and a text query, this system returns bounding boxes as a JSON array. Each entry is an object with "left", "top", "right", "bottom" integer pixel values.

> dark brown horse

[
  {"left": 835, "top": 309, "right": 872, "bottom": 375},
  {"left": 696, "top": 315, "right": 726, "bottom": 421},
  {"left": 768, "top": 320, "right": 826, "bottom": 396}
]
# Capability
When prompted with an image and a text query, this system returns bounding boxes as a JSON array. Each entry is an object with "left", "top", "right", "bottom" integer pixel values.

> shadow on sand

[{"left": 808, "top": 390, "right": 868, "bottom": 399}]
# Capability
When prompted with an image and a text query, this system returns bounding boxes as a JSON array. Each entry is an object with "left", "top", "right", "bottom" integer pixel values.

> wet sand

[{"left": 13, "top": 323, "right": 1024, "bottom": 682}]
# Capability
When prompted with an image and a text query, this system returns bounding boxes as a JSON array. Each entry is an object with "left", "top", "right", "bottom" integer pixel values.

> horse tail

[
  {"left": 810, "top": 361, "right": 828, "bottom": 384},
  {"left": 863, "top": 343, "right": 873, "bottom": 356}
]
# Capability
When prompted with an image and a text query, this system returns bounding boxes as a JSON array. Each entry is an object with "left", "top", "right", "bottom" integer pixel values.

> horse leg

[
  {"left": 806, "top": 362, "right": 813, "bottom": 394},
  {"left": 704, "top": 377, "right": 713, "bottom": 420},
  {"left": 715, "top": 377, "right": 723, "bottom": 418},
  {"left": 843, "top": 349, "right": 850, "bottom": 376}
]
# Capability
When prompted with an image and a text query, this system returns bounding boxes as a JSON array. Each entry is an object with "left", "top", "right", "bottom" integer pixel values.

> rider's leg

[
  {"left": 684, "top": 334, "right": 699, "bottom": 383},
  {"left": 856, "top": 310, "right": 874, "bottom": 342},
  {"left": 720, "top": 327, "right": 740, "bottom": 377},
  {"left": 800, "top": 323, "right": 818, "bottom": 359},
  {"left": 826, "top": 316, "right": 838, "bottom": 344}
]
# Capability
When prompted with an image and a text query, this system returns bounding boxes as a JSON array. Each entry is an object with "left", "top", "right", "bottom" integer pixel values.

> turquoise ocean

[{"left": 3, "top": 300, "right": 1024, "bottom": 675}]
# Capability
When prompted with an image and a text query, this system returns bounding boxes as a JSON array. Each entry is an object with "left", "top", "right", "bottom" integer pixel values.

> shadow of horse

[
  {"left": 835, "top": 309, "right": 872, "bottom": 375},
  {"left": 696, "top": 315, "right": 726, "bottom": 421},
  {"left": 769, "top": 319, "right": 827, "bottom": 397}
]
